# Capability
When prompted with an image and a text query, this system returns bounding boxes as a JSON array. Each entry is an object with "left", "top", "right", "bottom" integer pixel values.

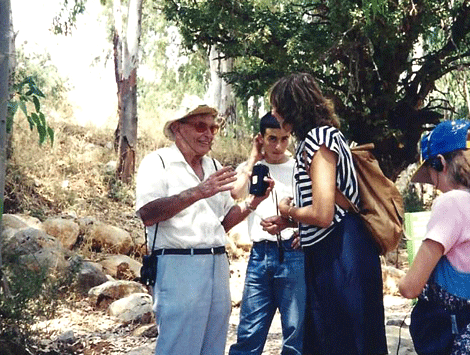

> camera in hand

[{"left": 249, "top": 164, "right": 270, "bottom": 196}]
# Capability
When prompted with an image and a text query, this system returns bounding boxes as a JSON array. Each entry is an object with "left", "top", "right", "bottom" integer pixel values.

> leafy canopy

[{"left": 161, "top": 0, "right": 470, "bottom": 178}]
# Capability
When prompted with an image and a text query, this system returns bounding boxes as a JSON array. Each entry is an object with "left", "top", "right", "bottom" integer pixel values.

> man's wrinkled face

[{"left": 173, "top": 113, "right": 219, "bottom": 155}]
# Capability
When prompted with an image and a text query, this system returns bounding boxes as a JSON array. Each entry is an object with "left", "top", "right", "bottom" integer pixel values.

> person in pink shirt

[{"left": 399, "top": 120, "right": 470, "bottom": 355}]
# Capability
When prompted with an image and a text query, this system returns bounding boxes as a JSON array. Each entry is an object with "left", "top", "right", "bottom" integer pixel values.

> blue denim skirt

[{"left": 302, "top": 213, "right": 388, "bottom": 355}]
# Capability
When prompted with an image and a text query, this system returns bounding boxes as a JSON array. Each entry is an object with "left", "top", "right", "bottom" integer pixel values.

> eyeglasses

[{"left": 181, "top": 120, "right": 220, "bottom": 135}]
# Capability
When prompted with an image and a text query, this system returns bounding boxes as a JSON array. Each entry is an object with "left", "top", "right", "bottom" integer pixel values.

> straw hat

[{"left": 163, "top": 104, "right": 218, "bottom": 141}]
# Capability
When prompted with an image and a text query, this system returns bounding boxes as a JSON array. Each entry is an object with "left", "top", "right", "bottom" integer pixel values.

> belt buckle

[{"left": 211, "top": 247, "right": 215, "bottom": 254}]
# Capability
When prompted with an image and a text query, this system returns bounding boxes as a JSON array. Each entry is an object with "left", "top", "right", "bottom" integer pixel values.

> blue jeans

[{"left": 229, "top": 238, "right": 306, "bottom": 355}]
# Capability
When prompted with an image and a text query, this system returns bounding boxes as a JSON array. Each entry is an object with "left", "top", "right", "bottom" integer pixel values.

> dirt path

[
  {"left": 125, "top": 298, "right": 417, "bottom": 355},
  {"left": 34, "top": 257, "right": 417, "bottom": 355}
]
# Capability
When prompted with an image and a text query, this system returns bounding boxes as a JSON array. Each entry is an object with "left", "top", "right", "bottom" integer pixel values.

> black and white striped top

[{"left": 294, "top": 126, "right": 359, "bottom": 247}]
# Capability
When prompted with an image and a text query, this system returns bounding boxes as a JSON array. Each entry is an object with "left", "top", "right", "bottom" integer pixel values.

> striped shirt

[{"left": 294, "top": 126, "right": 359, "bottom": 247}]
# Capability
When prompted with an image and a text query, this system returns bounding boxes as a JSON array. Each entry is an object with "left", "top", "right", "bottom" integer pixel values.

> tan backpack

[{"left": 335, "top": 144, "right": 405, "bottom": 255}]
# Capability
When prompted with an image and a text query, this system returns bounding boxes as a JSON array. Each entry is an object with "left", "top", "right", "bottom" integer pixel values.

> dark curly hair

[{"left": 269, "top": 73, "right": 340, "bottom": 140}]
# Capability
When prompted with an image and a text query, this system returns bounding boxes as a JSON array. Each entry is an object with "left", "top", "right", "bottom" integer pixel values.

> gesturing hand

[{"left": 196, "top": 166, "right": 237, "bottom": 199}]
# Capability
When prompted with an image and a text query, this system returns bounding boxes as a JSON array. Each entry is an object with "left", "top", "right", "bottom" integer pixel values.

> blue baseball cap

[{"left": 412, "top": 120, "right": 470, "bottom": 184}]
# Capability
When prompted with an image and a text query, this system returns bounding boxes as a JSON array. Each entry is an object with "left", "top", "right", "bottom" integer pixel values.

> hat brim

[
  {"left": 163, "top": 105, "right": 218, "bottom": 141},
  {"left": 411, "top": 161, "right": 433, "bottom": 184}
]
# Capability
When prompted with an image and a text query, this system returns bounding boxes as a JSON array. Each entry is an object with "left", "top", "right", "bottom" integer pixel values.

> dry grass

[{"left": 5, "top": 114, "right": 253, "bottom": 249}]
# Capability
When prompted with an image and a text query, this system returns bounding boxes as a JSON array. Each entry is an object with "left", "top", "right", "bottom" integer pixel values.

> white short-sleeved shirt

[
  {"left": 237, "top": 158, "right": 296, "bottom": 242},
  {"left": 135, "top": 144, "right": 234, "bottom": 249},
  {"left": 425, "top": 189, "right": 470, "bottom": 273}
]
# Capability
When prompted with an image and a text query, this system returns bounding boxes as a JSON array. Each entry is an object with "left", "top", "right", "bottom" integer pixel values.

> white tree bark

[
  {"left": 0, "top": 0, "right": 11, "bottom": 290},
  {"left": 208, "top": 46, "right": 236, "bottom": 124},
  {"left": 115, "top": 0, "right": 143, "bottom": 183}
]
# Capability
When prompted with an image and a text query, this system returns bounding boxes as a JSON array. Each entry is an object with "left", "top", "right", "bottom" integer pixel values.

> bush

[
  {"left": 0, "top": 251, "right": 79, "bottom": 349},
  {"left": 403, "top": 185, "right": 427, "bottom": 213}
]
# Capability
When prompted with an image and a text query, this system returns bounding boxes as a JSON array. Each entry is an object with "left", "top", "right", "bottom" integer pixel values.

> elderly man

[{"left": 135, "top": 104, "right": 273, "bottom": 355}]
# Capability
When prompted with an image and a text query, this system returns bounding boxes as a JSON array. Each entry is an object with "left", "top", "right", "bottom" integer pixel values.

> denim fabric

[
  {"left": 229, "top": 239, "right": 306, "bottom": 355},
  {"left": 303, "top": 213, "right": 388, "bottom": 355}
]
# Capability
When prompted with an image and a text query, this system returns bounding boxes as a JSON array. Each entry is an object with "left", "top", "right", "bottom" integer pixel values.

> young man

[{"left": 229, "top": 112, "right": 306, "bottom": 355}]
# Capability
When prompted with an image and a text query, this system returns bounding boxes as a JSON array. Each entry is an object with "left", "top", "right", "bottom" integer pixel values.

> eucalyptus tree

[
  {"left": 0, "top": 0, "right": 10, "bottom": 293},
  {"left": 161, "top": 0, "right": 470, "bottom": 179},
  {"left": 112, "top": 0, "right": 144, "bottom": 184},
  {"left": 54, "top": 0, "right": 143, "bottom": 183}
]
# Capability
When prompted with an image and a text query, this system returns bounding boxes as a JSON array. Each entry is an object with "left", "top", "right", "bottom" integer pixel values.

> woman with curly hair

[{"left": 262, "top": 72, "right": 388, "bottom": 355}]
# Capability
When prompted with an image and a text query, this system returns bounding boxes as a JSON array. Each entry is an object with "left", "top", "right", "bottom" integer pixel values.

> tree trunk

[
  {"left": 0, "top": 0, "right": 11, "bottom": 294},
  {"left": 113, "top": 0, "right": 123, "bottom": 152},
  {"left": 6, "top": 2, "right": 14, "bottom": 160},
  {"left": 115, "top": 0, "right": 143, "bottom": 183},
  {"left": 208, "top": 47, "right": 236, "bottom": 125}
]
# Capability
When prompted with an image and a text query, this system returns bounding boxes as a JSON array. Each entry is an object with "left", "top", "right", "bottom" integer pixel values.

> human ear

[{"left": 430, "top": 155, "right": 444, "bottom": 172}]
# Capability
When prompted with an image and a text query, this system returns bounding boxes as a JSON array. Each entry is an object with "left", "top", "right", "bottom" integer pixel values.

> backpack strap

[
  {"left": 334, "top": 143, "right": 375, "bottom": 214},
  {"left": 335, "top": 188, "right": 360, "bottom": 214}
]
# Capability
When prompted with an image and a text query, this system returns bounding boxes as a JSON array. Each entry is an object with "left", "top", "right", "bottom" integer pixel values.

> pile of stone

[{"left": 1, "top": 214, "right": 154, "bottom": 325}]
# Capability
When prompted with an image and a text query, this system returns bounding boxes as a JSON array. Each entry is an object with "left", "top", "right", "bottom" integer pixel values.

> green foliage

[
  {"left": 103, "top": 168, "right": 135, "bottom": 205},
  {"left": 160, "top": 0, "right": 470, "bottom": 179},
  {"left": 14, "top": 47, "right": 72, "bottom": 115},
  {"left": 139, "top": 6, "right": 210, "bottom": 109},
  {"left": 52, "top": 0, "right": 87, "bottom": 35},
  {"left": 8, "top": 77, "right": 54, "bottom": 145},
  {"left": 403, "top": 185, "right": 427, "bottom": 213},
  {"left": 7, "top": 46, "right": 73, "bottom": 146},
  {"left": 0, "top": 252, "right": 79, "bottom": 342}
]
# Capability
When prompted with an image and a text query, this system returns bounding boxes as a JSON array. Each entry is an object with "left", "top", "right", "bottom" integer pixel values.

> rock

[
  {"left": 1, "top": 214, "right": 42, "bottom": 244},
  {"left": 2, "top": 213, "right": 42, "bottom": 229},
  {"left": 133, "top": 233, "right": 147, "bottom": 256},
  {"left": 4, "top": 228, "right": 70, "bottom": 273},
  {"left": 105, "top": 160, "right": 117, "bottom": 173},
  {"left": 88, "top": 280, "right": 148, "bottom": 307},
  {"left": 76, "top": 260, "right": 109, "bottom": 295},
  {"left": 5, "top": 227, "right": 59, "bottom": 254},
  {"left": 56, "top": 330, "right": 77, "bottom": 344},
  {"left": 107, "top": 293, "right": 153, "bottom": 323},
  {"left": 98, "top": 254, "right": 142, "bottom": 280},
  {"left": 42, "top": 218, "right": 80, "bottom": 250},
  {"left": 386, "top": 324, "right": 416, "bottom": 354},
  {"left": 87, "top": 223, "right": 134, "bottom": 255},
  {"left": 20, "top": 246, "right": 70, "bottom": 273},
  {"left": 76, "top": 216, "right": 98, "bottom": 235},
  {"left": 132, "top": 324, "right": 158, "bottom": 338}
]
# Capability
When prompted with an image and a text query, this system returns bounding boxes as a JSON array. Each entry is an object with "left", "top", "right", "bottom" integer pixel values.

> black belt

[{"left": 153, "top": 246, "right": 226, "bottom": 255}]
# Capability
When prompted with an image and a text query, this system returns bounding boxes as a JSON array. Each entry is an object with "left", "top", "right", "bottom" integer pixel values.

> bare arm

[
  {"left": 139, "top": 166, "right": 237, "bottom": 226},
  {"left": 399, "top": 239, "right": 444, "bottom": 299},
  {"left": 279, "top": 144, "right": 337, "bottom": 228},
  {"left": 231, "top": 133, "right": 264, "bottom": 200},
  {"left": 223, "top": 177, "right": 275, "bottom": 232}
]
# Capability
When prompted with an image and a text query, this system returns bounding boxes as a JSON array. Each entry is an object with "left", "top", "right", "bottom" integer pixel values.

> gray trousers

[{"left": 152, "top": 253, "right": 231, "bottom": 355}]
